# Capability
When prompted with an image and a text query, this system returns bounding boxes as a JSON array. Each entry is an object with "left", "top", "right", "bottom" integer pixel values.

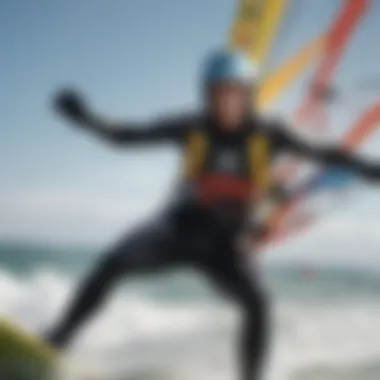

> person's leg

[
  {"left": 239, "top": 287, "right": 268, "bottom": 380},
  {"left": 204, "top": 249, "right": 269, "bottom": 380},
  {"left": 47, "top": 217, "right": 179, "bottom": 348}
]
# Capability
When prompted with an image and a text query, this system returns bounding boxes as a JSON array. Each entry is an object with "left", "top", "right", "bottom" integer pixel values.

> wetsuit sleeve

[
  {"left": 86, "top": 114, "right": 191, "bottom": 145},
  {"left": 270, "top": 123, "right": 380, "bottom": 181}
]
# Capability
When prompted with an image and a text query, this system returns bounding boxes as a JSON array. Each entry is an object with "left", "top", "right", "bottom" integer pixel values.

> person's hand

[
  {"left": 269, "top": 183, "right": 292, "bottom": 203},
  {"left": 54, "top": 88, "right": 90, "bottom": 125}
]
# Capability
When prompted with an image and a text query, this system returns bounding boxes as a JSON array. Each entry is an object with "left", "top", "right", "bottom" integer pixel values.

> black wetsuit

[{"left": 48, "top": 111, "right": 379, "bottom": 380}]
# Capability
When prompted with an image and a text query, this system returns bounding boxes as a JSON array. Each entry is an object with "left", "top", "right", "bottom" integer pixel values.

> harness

[{"left": 182, "top": 129, "right": 271, "bottom": 204}]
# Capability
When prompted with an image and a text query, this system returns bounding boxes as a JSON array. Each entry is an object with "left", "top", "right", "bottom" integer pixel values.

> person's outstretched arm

[
  {"left": 53, "top": 89, "right": 187, "bottom": 145},
  {"left": 272, "top": 123, "right": 380, "bottom": 182}
]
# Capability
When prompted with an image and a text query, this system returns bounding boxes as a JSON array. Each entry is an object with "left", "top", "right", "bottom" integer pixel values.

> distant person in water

[{"left": 47, "top": 48, "right": 380, "bottom": 380}]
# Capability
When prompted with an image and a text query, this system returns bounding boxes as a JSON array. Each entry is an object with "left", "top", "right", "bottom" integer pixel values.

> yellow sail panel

[
  {"left": 257, "top": 35, "right": 325, "bottom": 110},
  {"left": 229, "top": 0, "right": 288, "bottom": 65},
  {"left": 229, "top": 0, "right": 265, "bottom": 60},
  {"left": 253, "top": 0, "right": 288, "bottom": 64}
]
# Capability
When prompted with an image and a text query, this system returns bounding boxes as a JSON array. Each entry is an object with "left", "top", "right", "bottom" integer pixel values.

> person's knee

[
  {"left": 244, "top": 290, "right": 268, "bottom": 317},
  {"left": 93, "top": 252, "right": 125, "bottom": 282},
  {"left": 94, "top": 232, "right": 143, "bottom": 278}
]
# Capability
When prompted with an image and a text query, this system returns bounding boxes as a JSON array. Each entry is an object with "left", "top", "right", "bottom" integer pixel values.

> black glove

[
  {"left": 249, "top": 222, "right": 270, "bottom": 242},
  {"left": 54, "top": 88, "right": 90, "bottom": 125}
]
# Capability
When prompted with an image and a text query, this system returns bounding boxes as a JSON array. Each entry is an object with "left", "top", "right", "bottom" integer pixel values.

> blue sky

[{"left": 1, "top": 0, "right": 380, "bottom": 264}]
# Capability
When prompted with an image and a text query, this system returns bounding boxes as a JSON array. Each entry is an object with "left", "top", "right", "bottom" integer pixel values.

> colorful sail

[
  {"left": 273, "top": 0, "right": 369, "bottom": 182},
  {"left": 227, "top": 1, "right": 378, "bottom": 248},
  {"left": 264, "top": 101, "right": 380, "bottom": 246},
  {"left": 295, "top": 0, "right": 369, "bottom": 129},
  {"left": 258, "top": 35, "right": 324, "bottom": 110},
  {"left": 229, "top": 0, "right": 328, "bottom": 111}
]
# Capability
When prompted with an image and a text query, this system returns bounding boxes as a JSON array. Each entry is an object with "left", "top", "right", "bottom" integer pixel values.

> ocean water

[{"left": 1, "top": 242, "right": 380, "bottom": 380}]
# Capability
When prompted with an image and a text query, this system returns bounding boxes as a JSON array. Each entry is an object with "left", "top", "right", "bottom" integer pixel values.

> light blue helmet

[{"left": 202, "top": 48, "right": 258, "bottom": 86}]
